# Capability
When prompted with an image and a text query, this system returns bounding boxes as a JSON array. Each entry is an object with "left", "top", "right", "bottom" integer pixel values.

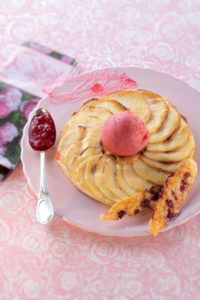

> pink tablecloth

[{"left": 0, "top": 1, "right": 200, "bottom": 299}]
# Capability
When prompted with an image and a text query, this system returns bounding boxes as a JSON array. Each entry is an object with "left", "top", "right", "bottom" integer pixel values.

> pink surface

[{"left": 0, "top": 1, "right": 200, "bottom": 299}]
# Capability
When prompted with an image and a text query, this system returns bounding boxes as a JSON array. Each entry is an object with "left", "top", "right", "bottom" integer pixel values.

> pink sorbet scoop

[{"left": 100, "top": 111, "right": 149, "bottom": 156}]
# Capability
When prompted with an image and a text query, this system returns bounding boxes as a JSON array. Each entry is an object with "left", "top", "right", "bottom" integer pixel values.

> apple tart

[{"left": 56, "top": 89, "right": 197, "bottom": 235}]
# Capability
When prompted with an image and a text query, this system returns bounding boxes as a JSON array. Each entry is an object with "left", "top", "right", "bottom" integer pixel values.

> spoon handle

[{"left": 36, "top": 151, "right": 54, "bottom": 224}]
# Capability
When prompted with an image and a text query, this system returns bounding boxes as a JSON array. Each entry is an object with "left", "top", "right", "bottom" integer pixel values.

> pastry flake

[
  {"left": 100, "top": 191, "right": 146, "bottom": 220},
  {"left": 149, "top": 158, "right": 197, "bottom": 236}
]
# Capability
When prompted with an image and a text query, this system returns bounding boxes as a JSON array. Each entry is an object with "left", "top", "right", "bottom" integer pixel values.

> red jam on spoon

[
  {"left": 29, "top": 108, "right": 56, "bottom": 151},
  {"left": 28, "top": 108, "right": 56, "bottom": 225}
]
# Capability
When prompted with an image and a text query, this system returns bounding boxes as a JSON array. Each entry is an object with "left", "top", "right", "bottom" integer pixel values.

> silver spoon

[{"left": 28, "top": 108, "right": 56, "bottom": 224}]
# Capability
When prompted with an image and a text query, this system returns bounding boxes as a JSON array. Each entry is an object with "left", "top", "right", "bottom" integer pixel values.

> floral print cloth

[
  {"left": 0, "top": 42, "right": 76, "bottom": 179},
  {"left": 0, "top": 82, "right": 39, "bottom": 177}
]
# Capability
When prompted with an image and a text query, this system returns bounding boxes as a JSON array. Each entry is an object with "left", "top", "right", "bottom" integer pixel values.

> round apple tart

[
  {"left": 56, "top": 89, "right": 198, "bottom": 235},
  {"left": 56, "top": 89, "right": 196, "bottom": 209}
]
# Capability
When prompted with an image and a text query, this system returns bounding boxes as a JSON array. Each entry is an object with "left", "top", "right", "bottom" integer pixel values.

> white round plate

[{"left": 21, "top": 67, "right": 200, "bottom": 236}]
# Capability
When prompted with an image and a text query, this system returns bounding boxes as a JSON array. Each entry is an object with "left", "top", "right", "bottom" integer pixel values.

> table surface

[{"left": 0, "top": 1, "right": 200, "bottom": 299}]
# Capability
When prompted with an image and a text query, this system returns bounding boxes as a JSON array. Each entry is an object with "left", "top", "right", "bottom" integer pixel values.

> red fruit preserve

[{"left": 28, "top": 110, "right": 56, "bottom": 151}]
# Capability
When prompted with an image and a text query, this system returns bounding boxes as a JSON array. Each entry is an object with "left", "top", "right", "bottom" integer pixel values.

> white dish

[{"left": 21, "top": 67, "right": 200, "bottom": 236}]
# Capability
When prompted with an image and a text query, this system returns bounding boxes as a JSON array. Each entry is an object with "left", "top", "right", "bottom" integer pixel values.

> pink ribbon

[{"left": 44, "top": 69, "right": 137, "bottom": 104}]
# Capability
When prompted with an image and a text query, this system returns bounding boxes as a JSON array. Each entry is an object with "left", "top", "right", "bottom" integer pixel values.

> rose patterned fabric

[
  {"left": 0, "top": 42, "right": 76, "bottom": 178},
  {"left": 0, "top": 0, "right": 200, "bottom": 299},
  {"left": 0, "top": 83, "right": 40, "bottom": 174}
]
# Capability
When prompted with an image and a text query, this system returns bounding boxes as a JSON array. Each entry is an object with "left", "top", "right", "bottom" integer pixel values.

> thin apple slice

[
  {"left": 81, "top": 105, "right": 112, "bottom": 121},
  {"left": 85, "top": 155, "right": 115, "bottom": 205},
  {"left": 73, "top": 155, "right": 106, "bottom": 203},
  {"left": 123, "top": 164, "right": 152, "bottom": 191},
  {"left": 146, "top": 98, "right": 168, "bottom": 134},
  {"left": 82, "top": 98, "right": 126, "bottom": 113},
  {"left": 62, "top": 141, "right": 82, "bottom": 170},
  {"left": 95, "top": 155, "right": 119, "bottom": 204},
  {"left": 101, "top": 90, "right": 151, "bottom": 122},
  {"left": 149, "top": 103, "right": 180, "bottom": 144},
  {"left": 103, "top": 156, "right": 130, "bottom": 199},
  {"left": 144, "top": 135, "right": 195, "bottom": 162},
  {"left": 71, "top": 147, "right": 100, "bottom": 176},
  {"left": 133, "top": 158, "right": 168, "bottom": 185},
  {"left": 68, "top": 113, "right": 102, "bottom": 129},
  {"left": 58, "top": 126, "right": 86, "bottom": 156},
  {"left": 116, "top": 163, "right": 137, "bottom": 197},
  {"left": 141, "top": 156, "right": 183, "bottom": 173},
  {"left": 147, "top": 118, "right": 189, "bottom": 152}
]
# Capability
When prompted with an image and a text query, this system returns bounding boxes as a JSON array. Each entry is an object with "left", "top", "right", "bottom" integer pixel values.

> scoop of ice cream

[{"left": 100, "top": 111, "right": 149, "bottom": 156}]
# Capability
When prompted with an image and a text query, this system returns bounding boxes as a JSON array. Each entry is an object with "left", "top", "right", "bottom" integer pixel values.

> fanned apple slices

[
  {"left": 141, "top": 156, "right": 183, "bottom": 173},
  {"left": 143, "top": 135, "right": 195, "bottom": 162},
  {"left": 146, "top": 119, "right": 189, "bottom": 152},
  {"left": 82, "top": 98, "right": 126, "bottom": 113},
  {"left": 145, "top": 97, "right": 168, "bottom": 134},
  {"left": 57, "top": 89, "right": 196, "bottom": 214},
  {"left": 100, "top": 90, "right": 151, "bottom": 122},
  {"left": 148, "top": 102, "right": 180, "bottom": 144},
  {"left": 133, "top": 158, "right": 169, "bottom": 185}
]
